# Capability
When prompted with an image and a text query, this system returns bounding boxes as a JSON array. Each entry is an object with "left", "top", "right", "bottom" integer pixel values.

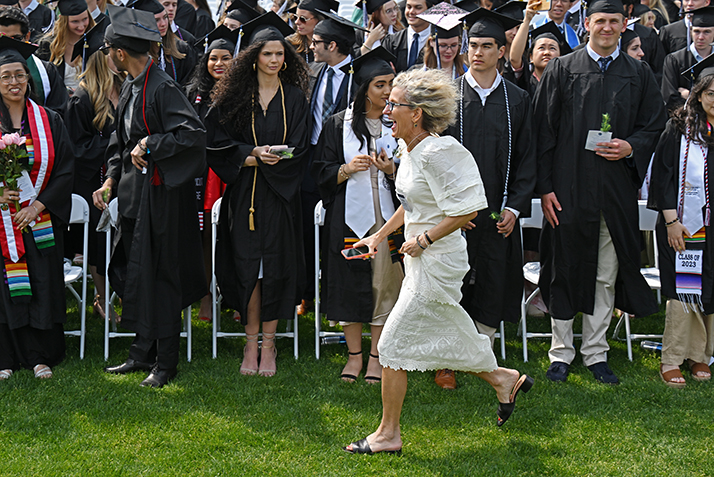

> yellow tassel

[{"left": 249, "top": 207, "right": 255, "bottom": 231}]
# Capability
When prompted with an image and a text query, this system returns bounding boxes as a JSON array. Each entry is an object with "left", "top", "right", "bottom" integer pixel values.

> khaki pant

[
  {"left": 549, "top": 214, "right": 618, "bottom": 367},
  {"left": 662, "top": 299, "right": 714, "bottom": 366}
]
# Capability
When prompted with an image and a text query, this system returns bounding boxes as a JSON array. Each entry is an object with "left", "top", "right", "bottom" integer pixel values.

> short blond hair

[{"left": 393, "top": 68, "right": 457, "bottom": 134}]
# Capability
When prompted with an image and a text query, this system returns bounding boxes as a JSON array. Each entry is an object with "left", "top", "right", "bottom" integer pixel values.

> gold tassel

[
  {"left": 248, "top": 167, "right": 258, "bottom": 231},
  {"left": 249, "top": 207, "right": 255, "bottom": 231}
]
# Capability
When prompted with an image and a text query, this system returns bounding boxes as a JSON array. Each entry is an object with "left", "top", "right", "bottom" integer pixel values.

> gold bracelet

[{"left": 339, "top": 164, "right": 351, "bottom": 180}]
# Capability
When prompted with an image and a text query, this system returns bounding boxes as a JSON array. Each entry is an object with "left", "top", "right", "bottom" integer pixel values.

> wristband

[
  {"left": 665, "top": 217, "right": 679, "bottom": 227},
  {"left": 423, "top": 230, "right": 433, "bottom": 245},
  {"left": 416, "top": 234, "right": 427, "bottom": 250}
]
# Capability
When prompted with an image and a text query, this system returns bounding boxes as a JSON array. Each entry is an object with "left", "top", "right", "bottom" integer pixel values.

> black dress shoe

[
  {"left": 497, "top": 374, "right": 534, "bottom": 427},
  {"left": 104, "top": 359, "right": 154, "bottom": 375},
  {"left": 140, "top": 367, "right": 177, "bottom": 388},
  {"left": 588, "top": 361, "right": 619, "bottom": 385},
  {"left": 546, "top": 361, "right": 570, "bottom": 382},
  {"left": 342, "top": 438, "right": 402, "bottom": 455}
]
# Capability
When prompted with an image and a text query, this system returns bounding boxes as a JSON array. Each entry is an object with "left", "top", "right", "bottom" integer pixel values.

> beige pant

[
  {"left": 662, "top": 299, "right": 714, "bottom": 366},
  {"left": 549, "top": 214, "right": 618, "bottom": 367},
  {"left": 475, "top": 321, "right": 497, "bottom": 350}
]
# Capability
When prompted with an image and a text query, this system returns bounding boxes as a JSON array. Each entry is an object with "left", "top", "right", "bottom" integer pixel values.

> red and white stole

[{"left": 0, "top": 99, "right": 55, "bottom": 264}]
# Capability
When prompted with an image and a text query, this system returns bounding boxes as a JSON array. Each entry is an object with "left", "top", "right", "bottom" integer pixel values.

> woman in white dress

[{"left": 343, "top": 69, "right": 534, "bottom": 455}]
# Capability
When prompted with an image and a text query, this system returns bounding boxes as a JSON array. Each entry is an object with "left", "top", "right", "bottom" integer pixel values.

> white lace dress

[{"left": 378, "top": 135, "right": 498, "bottom": 373}]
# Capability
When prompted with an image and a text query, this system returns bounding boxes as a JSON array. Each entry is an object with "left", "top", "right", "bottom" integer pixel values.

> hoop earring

[
  {"left": 281, "top": 62, "right": 287, "bottom": 71},
  {"left": 413, "top": 122, "right": 417, "bottom": 128},
  {"left": 253, "top": 63, "right": 256, "bottom": 71},
  {"left": 363, "top": 97, "right": 373, "bottom": 115}
]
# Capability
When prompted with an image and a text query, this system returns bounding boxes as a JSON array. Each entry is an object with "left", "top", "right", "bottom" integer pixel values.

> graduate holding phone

[{"left": 312, "top": 47, "right": 404, "bottom": 385}]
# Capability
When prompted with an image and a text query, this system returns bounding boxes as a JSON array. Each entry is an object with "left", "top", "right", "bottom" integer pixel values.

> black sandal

[
  {"left": 341, "top": 351, "right": 362, "bottom": 383},
  {"left": 364, "top": 353, "right": 382, "bottom": 384},
  {"left": 343, "top": 438, "right": 402, "bottom": 455},
  {"left": 497, "top": 374, "right": 534, "bottom": 427}
]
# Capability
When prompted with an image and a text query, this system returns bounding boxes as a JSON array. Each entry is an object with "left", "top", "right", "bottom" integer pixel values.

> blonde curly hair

[{"left": 392, "top": 68, "right": 457, "bottom": 134}]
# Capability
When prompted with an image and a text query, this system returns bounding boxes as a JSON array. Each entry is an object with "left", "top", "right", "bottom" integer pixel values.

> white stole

[
  {"left": 343, "top": 106, "right": 397, "bottom": 238},
  {"left": 678, "top": 134, "right": 707, "bottom": 234}
]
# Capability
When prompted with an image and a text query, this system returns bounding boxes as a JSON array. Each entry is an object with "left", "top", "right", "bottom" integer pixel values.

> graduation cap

[
  {"left": 586, "top": 0, "right": 625, "bottom": 17},
  {"left": 126, "top": 0, "right": 165, "bottom": 14},
  {"left": 691, "top": 6, "right": 714, "bottom": 27},
  {"left": 314, "top": 8, "right": 367, "bottom": 46},
  {"left": 296, "top": 0, "right": 338, "bottom": 14},
  {"left": 681, "top": 52, "right": 714, "bottom": 82},
  {"left": 237, "top": 11, "right": 294, "bottom": 52},
  {"left": 105, "top": 4, "right": 161, "bottom": 53},
  {"left": 453, "top": 0, "right": 480, "bottom": 12},
  {"left": 466, "top": 7, "right": 521, "bottom": 45},
  {"left": 195, "top": 24, "right": 240, "bottom": 55},
  {"left": 631, "top": 3, "right": 650, "bottom": 18},
  {"left": 71, "top": 17, "right": 107, "bottom": 68},
  {"left": 0, "top": 0, "right": 18, "bottom": 5},
  {"left": 56, "top": 0, "right": 88, "bottom": 16},
  {"left": 418, "top": 2, "right": 469, "bottom": 63},
  {"left": 238, "top": 0, "right": 259, "bottom": 9},
  {"left": 529, "top": 20, "right": 572, "bottom": 55},
  {"left": 494, "top": 0, "right": 526, "bottom": 21},
  {"left": 352, "top": 0, "right": 390, "bottom": 30},
  {"left": 0, "top": 35, "right": 37, "bottom": 67},
  {"left": 226, "top": 0, "right": 260, "bottom": 23},
  {"left": 340, "top": 45, "right": 395, "bottom": 85},
  {"left": 621, "top": 25, "right": 638, "bottom": 48}
]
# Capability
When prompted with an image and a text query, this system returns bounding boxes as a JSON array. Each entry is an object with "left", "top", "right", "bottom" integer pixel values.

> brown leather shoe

[{"left": 435, "top": 369, "right": 456, "bottom": 389}]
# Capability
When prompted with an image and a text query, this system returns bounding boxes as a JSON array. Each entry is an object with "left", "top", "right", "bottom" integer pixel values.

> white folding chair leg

[
  {"left": 624, "top": 312, "right": 633, "bottom": 361},
  {"left": 104, "top": 228, "right": 111, "bottom": 361},
  {"left": 184, "top": 305, "right": 192, "bottom": 362},
  {"left": 294, "top": 307, "right": 299, "bottom": 359},
  {"left": 499, "top": 321, "right": 506, "bottom": 360},
  {"left": 314, "top": 216, "right": 321, "bottom": 360},
  {"left": 79, "top": 219, "right": 88, "bottom": 359}
]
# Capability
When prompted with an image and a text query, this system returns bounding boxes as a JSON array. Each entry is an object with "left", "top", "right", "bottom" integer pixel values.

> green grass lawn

[{"left": 1, "top": 293, "right": 713, "bottom": 477}]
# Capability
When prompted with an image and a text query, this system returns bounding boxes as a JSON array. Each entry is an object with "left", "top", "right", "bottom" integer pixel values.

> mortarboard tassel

[
  {"left": 82, "top": 36, "right": 88, "bottom": 71},
  {"left": 460, "top": 20, "right": 468, "bottom": 55},
  {"left": 159, "top": 43, "right": 166, "bottom": 71},
  {"left": 234, "top": 27, "right": 243, "bottom": 58},
  {"left": 277, "top": 0, "right": 288, "bottom": 16},
  {"left": 204, "top": 35, "right": 208, "bottom": 54},
  {"left": 362, "top": 0, "right": 369, "bottom": 42},
  {"left": 435, "top": 31, "right": 441, "bottom": 70},
  {"left": 347, "top": 61, "right": 354, "bottom": 107}
]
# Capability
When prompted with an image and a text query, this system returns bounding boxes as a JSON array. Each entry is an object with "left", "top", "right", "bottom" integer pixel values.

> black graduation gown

[
  {"left": 174, "top": 27, "right": 198, "bottom": 55},
  {"left": 661, "top": 47, "right": 696, "bottom": 113},
  {"left": 311, "top": 111, "right": 402, "bottom": 323},
  {"left": 157, "top": 39, "right": 197, "bottom": 86},
  {"left": 648, "top": 120, "right": 714, "bottom": 312},
  {"left": 105, "top": 59, "right": 207, "bottom": 340},
  {"left": 381, "top": 29, "right": 424, "bottom": 73},
  {"left": 634, "top": 23, "right": 665, "bottom": 81},
  {"left": 660, "top": 19, "right": 687, "bottom": 56},
  {"left": 205, "top": 83, "right": 310, "bottom": 323},
  {"left": 175, "top": 0, "right": 198, "bottom": 35},
  {"left": 194, "top": 9, "right": 216, "bottom": 38},
  {"left": 186, "top": 86, "right": 214, "bottom": 222},
  {"left": 0, "top": 107, "right": 74, "bottom": 369},
  {"left": 533, "top": 49, "right": 667, "bottom": 319},
  {"left": 27, "top": 4, "right": 52, "bottom": 43},
  {"left": 444, "top": 77, "right": 536, "bottom": 328},
  {"left": 27, "top": 56, "right": 69, "bottom": 117},
  {"left": 65, "top": 86, "right": 115, "bottom": 269}
]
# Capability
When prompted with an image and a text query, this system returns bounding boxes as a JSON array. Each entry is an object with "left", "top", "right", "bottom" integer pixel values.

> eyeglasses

[
  {"left": 438, "top": 43, "right": 460, "bottom": 51},
  {"left": 310, "top": 39, "right": 327, "bottom": 46},
  {"left": 99, "top": 44, "right": 113, "bottom": 55},
  {"left": 703, "top": 90, "right": 714, "bottom": 99},
  {"left": 290, "top": 13, "right": 315, "bottom": 23},
  {"left": 0, "top": 73, "right": 28, "bottom": 84},
  {"left": 384, "top": 100, "right": 412, "bottom": 112}
]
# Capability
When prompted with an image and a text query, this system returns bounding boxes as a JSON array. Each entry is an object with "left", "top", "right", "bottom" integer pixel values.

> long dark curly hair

[
  {"left": 351, "top": 79, "right": 391, "bottom": 150},
  {"left": 211, "top": 39, "right": 309, "bottom": 131},
  {"left": 672, "top": 74, "right": 714, "bottom": 148},
  {"left": 185, "top": 51, "right": 218, "bottom": 102}
]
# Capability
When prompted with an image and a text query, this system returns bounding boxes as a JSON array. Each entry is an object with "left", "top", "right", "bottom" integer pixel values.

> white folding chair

[
  {"left": 103, "top": 198, "right": 192, "bottom": 362},
  {"left": 313, "top": 201, "right": 373, "bottom": 359},
  {"left": 210, "top": 197, "right": 299, "bottom": 359},
  {"left": 64, "top": 194, "right": 89, "bottom": 359},
  {"left": 612, "top": 200, "right": 662, "bottom": 361}
]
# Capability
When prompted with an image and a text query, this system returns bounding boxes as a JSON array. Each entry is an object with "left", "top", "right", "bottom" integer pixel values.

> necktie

[
  {"left": 598, "top": 56, "right": 613, "bottom": 73},
  {"left": 408, "top": 32, "right": 419, "bottom": 68},
  {"left": 321, "top": 67, "right": 335, "bottom": 124}
]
